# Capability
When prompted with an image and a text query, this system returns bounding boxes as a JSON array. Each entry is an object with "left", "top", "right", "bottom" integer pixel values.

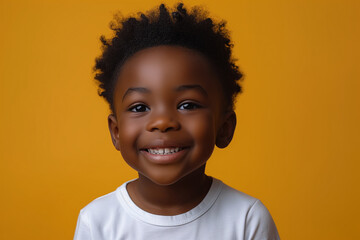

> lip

[{"left": 140, "top": 147, "right": 189, "bottom": 164}]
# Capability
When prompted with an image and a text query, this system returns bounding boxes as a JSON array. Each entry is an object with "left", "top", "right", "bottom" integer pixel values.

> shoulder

[
  {"left": 74, "top": 188, "right": 122, "bottom": 240},
  {"left": 216, "top": 180, "right": 259, "bottom": 211},
  {"left": 215, "top": 180, "right": 280, "bottom": 239},
  {"left": 86, "top": 187, "right": 119, "bottom": 206},
  {"left": 78, "top": 186, "right": 124, "bottom": 226},
  {"left": 245, "top": 199, "right": 280, "bottom": 239}
]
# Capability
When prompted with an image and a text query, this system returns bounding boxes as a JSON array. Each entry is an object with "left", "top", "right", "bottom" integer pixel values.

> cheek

[
  {"left": 117, "top": 118, "right": 141, "bottom": 152},
  {"left": 184, "top": 111, "right": 217, "bottom": 151},
  {"left": 117, "top": 119, "right": 141, "bottom": 171}
]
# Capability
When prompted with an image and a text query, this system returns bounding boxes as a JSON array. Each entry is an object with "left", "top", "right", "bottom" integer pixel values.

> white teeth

[{"left": 148, "top": 148, "right": 182, "bottom": 155}]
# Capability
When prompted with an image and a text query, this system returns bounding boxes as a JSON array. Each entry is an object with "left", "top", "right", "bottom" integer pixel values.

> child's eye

[
  {"left": 178, "top": 102, "right": 201, "bottom": 110},
  {"left": 128, "top": 104, "right": 150, "bottom": 112}
]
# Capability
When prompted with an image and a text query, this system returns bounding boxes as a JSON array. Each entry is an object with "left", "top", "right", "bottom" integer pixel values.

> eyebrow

[
  {"left": 122, "top": 87, "right": 150, "bottom": 102},
  {"left": 122, "top": 84, "right": 208, "bottom": 102},
  {"left": 175, "top": 85, "right": 208, "bottom": 97}
]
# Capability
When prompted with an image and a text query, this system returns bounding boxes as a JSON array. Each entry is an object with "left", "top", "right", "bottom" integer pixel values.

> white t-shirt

[{"left": 74, "top": 178, "right": 280, "bottom": 240}]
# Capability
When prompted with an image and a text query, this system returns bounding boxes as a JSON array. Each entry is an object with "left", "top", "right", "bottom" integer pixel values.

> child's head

[{"left": 94, "top": 2, "right": 243, "bottom": 185}]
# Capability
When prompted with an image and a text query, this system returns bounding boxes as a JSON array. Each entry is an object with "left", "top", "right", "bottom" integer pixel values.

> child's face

[{"left": 108, "top": 45, "right": 236, "bottom": 186}]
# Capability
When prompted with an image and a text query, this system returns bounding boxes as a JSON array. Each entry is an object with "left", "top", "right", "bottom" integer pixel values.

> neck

[{"left": 127, "top": 165, "right": 212, "bottom": 215}]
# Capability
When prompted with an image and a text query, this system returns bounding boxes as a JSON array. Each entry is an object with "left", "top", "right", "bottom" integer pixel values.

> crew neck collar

[{"left": 116, "top": 177, "right": 223, "bottom": 226}]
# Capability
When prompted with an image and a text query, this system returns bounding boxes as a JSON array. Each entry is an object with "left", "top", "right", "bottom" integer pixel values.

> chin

[
  {"left": 141, "top": 168, "right": 190, "bottom": 187},
  {"left": 147, "top": 174, "right": 184, "bottom": 186},
  {"left": 142, "top": 164, "right": 207, "bottom": 187}
]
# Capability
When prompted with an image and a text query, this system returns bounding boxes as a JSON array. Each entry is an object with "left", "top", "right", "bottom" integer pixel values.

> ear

[
  {"left": 216, "top": 111, "right": 237, "bottom": 148},
  {"left": 108, "top": 114, "right": 120, "bottom": 151}
]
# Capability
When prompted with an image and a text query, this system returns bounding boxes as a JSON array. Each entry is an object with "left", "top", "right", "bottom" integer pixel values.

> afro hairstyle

[{"left": 93, "top": 2, "right": 243, "bottom": 113}]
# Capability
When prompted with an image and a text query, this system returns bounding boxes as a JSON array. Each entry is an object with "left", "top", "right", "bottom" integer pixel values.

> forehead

[{"left": 114, "top": 45, "right": 220, "bottom": 91}]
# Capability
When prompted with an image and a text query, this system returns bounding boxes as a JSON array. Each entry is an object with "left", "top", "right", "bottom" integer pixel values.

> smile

[
  {"left": 141, "top": 146, "right": 189, "bottom": 164},
  {"left": 146, "top": 147, "right": 183, "bottom": 155}
]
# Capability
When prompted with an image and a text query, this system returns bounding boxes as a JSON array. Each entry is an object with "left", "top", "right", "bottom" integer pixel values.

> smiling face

[{"left": 108, "top": 45, "right": 236, "bottom": 186}]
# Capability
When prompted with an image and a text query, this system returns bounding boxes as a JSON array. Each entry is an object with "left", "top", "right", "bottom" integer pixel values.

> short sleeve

[
  {"left": 73, "top": 210, "right": 92, "bottom": 240},
  {"left": 245, "top": 200, "right": 280, "bottom": 240}
]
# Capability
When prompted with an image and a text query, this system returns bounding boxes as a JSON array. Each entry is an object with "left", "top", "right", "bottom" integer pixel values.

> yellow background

[{"left": 1, "top": 0, "right": 359, "bottom": 239}]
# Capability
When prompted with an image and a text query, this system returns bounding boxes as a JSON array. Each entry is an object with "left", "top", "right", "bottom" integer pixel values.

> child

[{"left": 74, "top": 2, "right": 280, "bottom": 239}]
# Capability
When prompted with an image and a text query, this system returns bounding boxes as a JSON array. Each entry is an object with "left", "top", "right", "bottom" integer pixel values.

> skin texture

[{"left": 108, "top": 45, "right": 236, "bottom": 215}]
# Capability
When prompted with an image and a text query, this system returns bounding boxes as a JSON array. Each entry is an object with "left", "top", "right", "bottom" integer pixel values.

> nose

[{"left": 146, "top": 111, "right": 180, "bottom": 132}]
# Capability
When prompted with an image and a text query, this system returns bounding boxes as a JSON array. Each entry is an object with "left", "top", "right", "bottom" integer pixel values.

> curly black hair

[{"left": 94, "top": 2, "right": 243, "bottom": 113}]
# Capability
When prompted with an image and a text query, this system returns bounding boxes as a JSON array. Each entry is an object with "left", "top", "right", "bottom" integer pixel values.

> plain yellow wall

[{"left": 1, "top": 0, "right": 359, "bottom": 239}]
